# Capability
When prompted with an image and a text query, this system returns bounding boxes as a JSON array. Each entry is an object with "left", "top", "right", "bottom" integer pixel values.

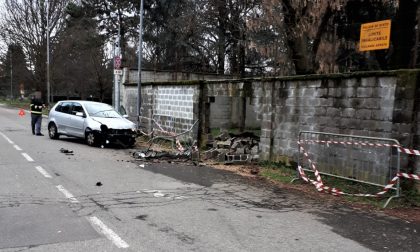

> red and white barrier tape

[
  {"left": 297, "top": 141, "right": 419, "bottom": 197},
  {"left": 302, "top": 139, "right": 400, "bottom": 148},
  {"left": 299, "top": 145, "right": 323, "bottom": 184},
  {"left": 298, "top": 165, "right": 407, "bottom": 197},
  {"left": 301, "top": 139, "right": 420, "bottom": 156},
  {"left": 398, "top": 172, "right": 420, "bottom": 180},
  {"left": 397, "top": 147, "right": 420, "bottom": 156}
]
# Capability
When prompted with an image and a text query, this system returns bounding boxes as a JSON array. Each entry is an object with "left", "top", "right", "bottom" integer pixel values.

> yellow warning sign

[{"left": 359, "top": 20, "right": 391, "bottom": 51}]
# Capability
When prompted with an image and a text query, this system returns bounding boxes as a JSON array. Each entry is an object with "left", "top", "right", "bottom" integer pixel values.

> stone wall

[{"left": 122, "top": 70, "right": 420, "bottom": 184}]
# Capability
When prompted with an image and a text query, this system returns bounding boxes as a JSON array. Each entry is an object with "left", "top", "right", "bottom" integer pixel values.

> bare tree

[{"left": 0, "top": 0, "right": 69, "bottom": 94}]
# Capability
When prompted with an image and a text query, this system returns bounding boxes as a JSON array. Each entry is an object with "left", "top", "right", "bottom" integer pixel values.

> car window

[
  {"left": 55, "top": 103, "right": 62, "bottom": 112},
  {"left": 84, "top": 103, "right": 121, "bottom": 118},
  {"left": 71, "top": 102, "right": 85, "bottom": 115},
  {"left": 60, "top": 102, "right": 73, "bottom": 114}
]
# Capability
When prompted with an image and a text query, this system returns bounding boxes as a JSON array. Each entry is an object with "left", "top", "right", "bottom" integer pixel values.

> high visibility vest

[{"left": 30, "top": 102, "right": 43, "bottom": 115}]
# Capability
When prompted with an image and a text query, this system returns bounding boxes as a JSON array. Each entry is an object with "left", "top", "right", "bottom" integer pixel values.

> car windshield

[{"left": 84, "top": 103, "right": 121, "bottom": 118}]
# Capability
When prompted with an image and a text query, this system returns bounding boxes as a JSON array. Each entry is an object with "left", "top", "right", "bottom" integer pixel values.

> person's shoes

[
  {"left": 35, "top": 133, "right": 44, "bottom": 136},
  {"left": 32, "top": 132, "right": 35, "bottom": 135}
]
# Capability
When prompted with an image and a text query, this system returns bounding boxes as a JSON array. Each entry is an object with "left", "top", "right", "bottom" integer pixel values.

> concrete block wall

[
  {"left": 122, "top": 82, "right": 200, "bottom": 138},
  {"left": 209, "top": 96, "right": 232, "bottom": 128},
  {"left": 155, "top": 86, "right": 195, "bottom": 120},
  {"left": 270, "top": 76, "right": 398, "bottom": 157},
  {"left": 206, "top": 81, "right": 261, "bottom": 130},
  {"left": 153, "top": 85, "right": 199, "bottom": 134},
  {"left": 255, "top": 71, "right": 419, "bottom": 185},
  {"left": 122, "top": 70, "right": 420, "bottom": 184}
]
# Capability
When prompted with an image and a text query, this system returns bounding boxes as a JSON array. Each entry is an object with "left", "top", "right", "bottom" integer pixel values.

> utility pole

[
  {"left": 46, "top": 0, "right": 51, "bottom": 105},
  {"left": 137, "top": 0, "right": 144, "bottom": 128},
  {"left": 114, "top": 21, "right": 122, "bottom": 112},
  {"left": 112, "top": 40, "right": 116, "bottom": 107},
  {"left": 117, "top": 21, "right": 121, "bottom": 112},
  {"left": 10, "top": 45, "right": 13, "bottom": 99}
]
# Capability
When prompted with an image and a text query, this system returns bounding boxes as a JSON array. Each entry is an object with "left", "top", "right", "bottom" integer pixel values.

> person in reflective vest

[{"left": 30, "top": 95, "right": 45, "bottom": 136}]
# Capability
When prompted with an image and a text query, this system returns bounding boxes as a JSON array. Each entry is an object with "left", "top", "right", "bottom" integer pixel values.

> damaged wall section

[
  {"left": 121, "top": 70, "right": 420, "bottom": 177},
  {"left": 122, "top": 81, "right": 201, "bottom": 139}
]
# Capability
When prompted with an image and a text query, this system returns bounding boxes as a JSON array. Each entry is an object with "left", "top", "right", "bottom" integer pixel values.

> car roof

[{"left": 57, "top": 100, "right": 111, "bottom": 106}]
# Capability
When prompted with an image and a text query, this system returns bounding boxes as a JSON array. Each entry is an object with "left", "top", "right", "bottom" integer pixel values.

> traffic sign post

[{"left": 114, "top": 56, "right": 121, "bottom": 69}]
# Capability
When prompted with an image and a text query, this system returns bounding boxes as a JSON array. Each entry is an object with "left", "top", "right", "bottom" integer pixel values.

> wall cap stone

[{"left": 124, "top": 69, "right": 420, "bottom": 86}]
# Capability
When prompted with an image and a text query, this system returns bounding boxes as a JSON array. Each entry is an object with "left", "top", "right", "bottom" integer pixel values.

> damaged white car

[{"left": 47, "top": 101, "right": 137, "bottom": 147}]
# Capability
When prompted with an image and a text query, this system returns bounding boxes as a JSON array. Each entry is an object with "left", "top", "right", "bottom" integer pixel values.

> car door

[
  {"left": 54, "top": 102, "right": 73, "bottom": 135},
  {"left": 68, "top": 102, "right": 86, "bottom": 138}
]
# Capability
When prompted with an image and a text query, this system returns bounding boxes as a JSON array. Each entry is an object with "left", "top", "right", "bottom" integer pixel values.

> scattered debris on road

[
  {"left": 133, "top": 149, "right": 193, "bottom": 163},
  {"left": 59, "top": 148, "right": 74, "bottom": 155}
]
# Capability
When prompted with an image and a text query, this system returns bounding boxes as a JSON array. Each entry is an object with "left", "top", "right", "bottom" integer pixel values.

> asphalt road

[{"left": 0, "top": 104, "right": 419, "bottom": 252}]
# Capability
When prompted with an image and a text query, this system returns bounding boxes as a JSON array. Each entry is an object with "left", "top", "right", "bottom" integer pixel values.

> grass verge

[
  {"left": 0, "top": 98, "right": 30, "bottom": 109},
  {"left": 0, "top": 97, "right": 50, "bottom": 115},
  {"left": 259, "top": 161, "right": 420, "bottom": 209}
]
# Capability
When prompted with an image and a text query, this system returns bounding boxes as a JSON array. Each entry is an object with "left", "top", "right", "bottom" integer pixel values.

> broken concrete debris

[
  {"left": 132, "top": 149, "right": 192, "bottom": 162},
  {"left": 204, "top": 131, "right": 260, "bottom": 164},
  {"left": 59, "top": 148, "right": 74, "bottom": 155},
  {"left": 131, "top": 131, "right": 259, "bottom": 165}
]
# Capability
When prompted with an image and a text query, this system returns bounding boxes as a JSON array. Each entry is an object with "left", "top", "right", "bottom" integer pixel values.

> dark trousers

[{"left": 31, "top": 114, "right": 42, "bottom": 135}]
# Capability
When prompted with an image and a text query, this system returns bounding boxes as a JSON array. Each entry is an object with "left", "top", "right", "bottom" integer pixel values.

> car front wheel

[
  {"left": 86, "top": 131, "right": 97, "bottom": 146},
  {"left": 48, "top": 123, "right": 59, "bottom": 140}
]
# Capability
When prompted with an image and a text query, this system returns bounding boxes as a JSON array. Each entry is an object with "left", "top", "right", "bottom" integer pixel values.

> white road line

[
  {"left": 56, "top": 185, "right": 79, "bottom": 203},
  {"left": 21, "top": 153, "right": 34, "bottom": 162},
  {"left": 0, "top": 132, "right": 14, "bottom": 144},
  {"left": 35, "top": 166, "right": 52, "bottom": 178},
  {"left": 88, "top": 216, "right": 129, "bottom": 249},
  {"left": 13, "top": 145, "right": 22, "bottom": 151}
]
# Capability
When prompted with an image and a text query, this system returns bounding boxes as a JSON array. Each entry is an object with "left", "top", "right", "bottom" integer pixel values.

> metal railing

[
  {"left": 138, "top": 117, "right": 199, "bottom": 162},
  {"left": 297, "top": 131, "right": 401, "bottom": 207}
]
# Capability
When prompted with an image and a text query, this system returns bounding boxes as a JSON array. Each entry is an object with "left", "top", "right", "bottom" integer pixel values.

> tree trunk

[
  {"left": 288, "top": 34, "right": 314, "bottom": 74},
  {"left": 390, "top": 0, "right": 419, "bottom": 69},
  {"left": 216, "top": 0, "right": 227, "bottom": 74}
]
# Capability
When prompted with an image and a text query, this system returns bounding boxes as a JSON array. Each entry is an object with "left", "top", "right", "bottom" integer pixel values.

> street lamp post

[{"left": 137, "top": 0, "right": 144, "bottom": 128}]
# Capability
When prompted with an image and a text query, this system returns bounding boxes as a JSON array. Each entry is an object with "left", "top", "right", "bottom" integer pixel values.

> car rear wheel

[
  {"left": 86, "top": 131, "right": 97, "bottom": 146},
  {"left": 48, "top": 123, "right": 59, "bottom": 139}
]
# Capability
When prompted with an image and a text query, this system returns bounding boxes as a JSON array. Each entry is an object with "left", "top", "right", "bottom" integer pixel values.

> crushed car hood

[{"left": 90, "top": 117, "right": 135, "bottom": 129}]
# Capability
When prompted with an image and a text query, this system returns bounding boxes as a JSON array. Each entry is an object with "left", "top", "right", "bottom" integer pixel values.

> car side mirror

[
  {"left": 75, "top": 112, "right": 85, "bottom": 117},
  {"left": 122, "top": 115, "right": 129, "bottom": 118}
]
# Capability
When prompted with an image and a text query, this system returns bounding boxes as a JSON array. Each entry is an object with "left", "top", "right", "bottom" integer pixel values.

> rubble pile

[
  {"left": 132, "top": 149, "right": 193, "bottom": 162},
  {"left": 203, "top": 131, "right": 260, "bottom": 164}
]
